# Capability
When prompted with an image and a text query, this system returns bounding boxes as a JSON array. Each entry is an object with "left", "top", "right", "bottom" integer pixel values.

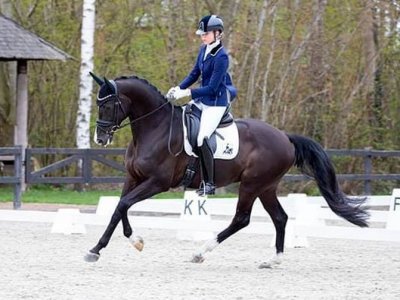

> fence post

[
  {"left": 13, "top": 146, "right": 22, "bottom": 209},
  {"left": 83, "top": 148, "right": 91, "bottom": 184},
  {"left": 363, "top": 147, "right": 372, "bottom": 195}
]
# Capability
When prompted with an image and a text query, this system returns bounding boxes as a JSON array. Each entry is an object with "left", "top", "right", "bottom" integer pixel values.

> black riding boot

[{"left": 196, "top": 139, "right": 216, "bottom": 196}]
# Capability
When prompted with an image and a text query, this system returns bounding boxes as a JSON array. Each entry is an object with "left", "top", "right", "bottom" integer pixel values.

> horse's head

[{"left": 90, "top": 72, "right": 127, "bottom": 147}]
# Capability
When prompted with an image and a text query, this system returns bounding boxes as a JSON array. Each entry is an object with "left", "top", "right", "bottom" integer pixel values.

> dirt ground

[{"left": 0, "top": 216, "right": 399, "bottom": 300}]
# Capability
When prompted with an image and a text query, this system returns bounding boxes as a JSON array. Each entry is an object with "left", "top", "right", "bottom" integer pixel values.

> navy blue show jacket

[{"left": 179, "top": 43, "right": 237, "bottom": 107}]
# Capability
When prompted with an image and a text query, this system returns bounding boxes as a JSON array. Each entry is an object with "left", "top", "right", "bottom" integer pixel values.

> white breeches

[{"left": 190, "top": 101, "right": 227, "bottom": 146}]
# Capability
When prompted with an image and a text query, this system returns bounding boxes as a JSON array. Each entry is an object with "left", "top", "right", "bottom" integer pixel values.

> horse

[{"left": 84, "top": 73, "right": 369, "bottom": 268}]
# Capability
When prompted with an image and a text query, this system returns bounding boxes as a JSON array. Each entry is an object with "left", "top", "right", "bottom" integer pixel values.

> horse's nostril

[{"left": 97, "top": 139, "right": 102, "bottom": 144}]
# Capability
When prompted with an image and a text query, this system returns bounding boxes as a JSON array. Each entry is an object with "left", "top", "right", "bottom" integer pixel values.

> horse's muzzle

[{"left": 93, "top": 130, "right": 113, "bottom": 147}]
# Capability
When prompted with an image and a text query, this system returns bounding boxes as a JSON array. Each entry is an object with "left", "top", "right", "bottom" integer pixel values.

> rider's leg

[
  {"left": 196, "top": 104, "right": 226, "bottom": 195},
  {"left": 196, "top": 104, "right": 226, "bottom": 147},
  {"left": 197, "top": 138, "right": 215, "bottom": 195}
]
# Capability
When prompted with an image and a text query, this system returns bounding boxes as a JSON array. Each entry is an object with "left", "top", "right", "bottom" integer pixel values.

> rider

[{"left": 167, "top": 15, "right": 237, "bottom": 196}]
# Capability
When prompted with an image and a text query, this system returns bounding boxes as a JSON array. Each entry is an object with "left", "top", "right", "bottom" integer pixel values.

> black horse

[{"left": 85, "top": 74, "right": 369, "bottom": 268}]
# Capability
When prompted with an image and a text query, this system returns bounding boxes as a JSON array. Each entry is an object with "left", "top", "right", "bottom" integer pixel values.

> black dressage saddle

[{"left": 184, "top": 102, "right": 233, "bottom": 155}]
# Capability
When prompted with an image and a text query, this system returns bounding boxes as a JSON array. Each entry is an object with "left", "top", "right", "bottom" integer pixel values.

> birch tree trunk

[{"left": 76, "top": 0, "right": 95, "bottom": 149}]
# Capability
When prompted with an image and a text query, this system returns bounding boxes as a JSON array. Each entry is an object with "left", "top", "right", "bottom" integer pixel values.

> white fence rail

[{"left": 0, "top": 191, "right": 399, "bottom": 244}]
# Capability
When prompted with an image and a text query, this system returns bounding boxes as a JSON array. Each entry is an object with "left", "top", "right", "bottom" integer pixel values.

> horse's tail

[{"left": 287, "top": 134, "right": 369, "bottom": 227}]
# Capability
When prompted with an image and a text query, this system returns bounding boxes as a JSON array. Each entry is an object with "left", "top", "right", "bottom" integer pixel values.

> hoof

[
  {"left": 130, "top": 236, "right": 144, "bottom": 252},
  {"left": 84, "top": 251, "right": 100, "bottom": 262},
  {"left": 191, "top": 253, "right": 205, "bottom": 263},
  {"left": 258, "top": 253, "right": 283, "bottom": 269},
  {"left": 258, "top": 262, "right": 273, "bottom": 269}
]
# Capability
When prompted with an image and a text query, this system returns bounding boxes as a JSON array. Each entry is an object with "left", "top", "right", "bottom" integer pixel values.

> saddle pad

[{"left": 182, "top": 110, "right": 239, "bottom": 160}]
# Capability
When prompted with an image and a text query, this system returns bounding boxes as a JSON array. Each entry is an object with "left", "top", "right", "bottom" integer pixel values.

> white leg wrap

[
  {"left": 258, "top": 253, "right": 284, "bottom": 269},
  {"left": 129, "top": 235, "right": 144, "bottom": 251},
  {"left": 199, "top": 238, "right": 219, "bottom": 255},
  {"left": 191, "top": 238, "right": 219, "bottom": 263}
]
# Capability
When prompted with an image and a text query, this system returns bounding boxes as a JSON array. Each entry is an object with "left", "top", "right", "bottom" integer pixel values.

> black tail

[{"left": 287, "top": 134, "right": 369, "bottom": 227}]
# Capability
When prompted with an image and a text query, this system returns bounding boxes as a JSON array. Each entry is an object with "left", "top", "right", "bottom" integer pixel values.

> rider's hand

[
  {"left": 170, "top": 88, "right": 191, "bottom": 100},
  {"left": 166, "top": 86, "right": 178, "bottom": 99}
]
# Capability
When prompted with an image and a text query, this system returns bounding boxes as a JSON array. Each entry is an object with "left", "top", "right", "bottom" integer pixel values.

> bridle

[
  {"left": 96, "top": 93, "right": 126, "bottom": 135},
  {"left": 96, "top": 82, "right": 183, "bottom": 156}
]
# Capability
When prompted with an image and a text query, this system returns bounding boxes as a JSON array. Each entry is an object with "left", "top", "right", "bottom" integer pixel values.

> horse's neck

[
  {"left": 120, "top": 79, "right": 183, "bottom": 144},
  {"left": 128, "top": 99, "right": 182, "bottom": 144}
]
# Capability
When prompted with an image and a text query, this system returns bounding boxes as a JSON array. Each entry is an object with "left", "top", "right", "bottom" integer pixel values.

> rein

[{"left": 118, "top": 99, "right": 172, "bottom": 130}]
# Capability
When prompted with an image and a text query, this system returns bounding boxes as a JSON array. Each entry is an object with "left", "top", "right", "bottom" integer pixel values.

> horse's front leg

[
  {"left": 118, "top": 177, "right": 137, "bottom": 245},
  {"left": 84, "top": 178, "right": 165, "bottom": 262},
  {"left": 120, "top": 207, "right": 144, "bottom": 251}
]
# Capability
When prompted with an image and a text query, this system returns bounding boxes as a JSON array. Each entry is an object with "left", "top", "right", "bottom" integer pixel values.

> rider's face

[{"left": 200, "top": 31, "right": 215, "bottom": 45}]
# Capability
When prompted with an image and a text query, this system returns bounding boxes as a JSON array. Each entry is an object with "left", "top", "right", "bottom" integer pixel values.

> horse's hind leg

[
  {"left": 191, "top": 182, "right": 258, "bottom": 263},
  {"left": 258, "top": 189, "right": 288, "bottom": 269}
]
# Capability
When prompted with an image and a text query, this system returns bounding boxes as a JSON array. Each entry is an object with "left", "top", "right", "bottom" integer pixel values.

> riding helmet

[{"left": 196, "top": 15, "right": 224, "bottom": 35}]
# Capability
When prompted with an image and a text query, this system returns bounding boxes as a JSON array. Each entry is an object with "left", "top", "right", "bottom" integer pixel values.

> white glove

[
  {"left": 166, "top": 86, "right": 178, "bottom": 99},
  {"left": 171, "top": 88, "right": 191, "bottom": 100},
  {"left": 166, "top": 86, "right": 191, "bottom": 100}
]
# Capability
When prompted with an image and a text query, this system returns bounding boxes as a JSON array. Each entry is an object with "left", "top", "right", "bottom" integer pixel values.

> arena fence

[
  {"left": 0, "top": 192, "right": 399, "bottom": 244},
  {"left": 1, "top": 147, "right": 400, "bottom": 209}
]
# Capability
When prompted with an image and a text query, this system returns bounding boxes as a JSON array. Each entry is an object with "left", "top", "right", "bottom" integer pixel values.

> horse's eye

[{"left": 99, "top": 102, "right": 114, "bottom": 119}]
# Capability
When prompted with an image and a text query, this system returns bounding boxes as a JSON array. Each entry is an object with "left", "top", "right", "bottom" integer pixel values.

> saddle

[
  {"left": 180, "top": 103, "right": 238, "bottom": 188},
  {"left": 184, "top": 103, "right": 234, "bottom": 155}
]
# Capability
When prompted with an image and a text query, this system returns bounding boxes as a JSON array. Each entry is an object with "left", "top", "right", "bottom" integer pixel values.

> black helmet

[{"left": 196, "top": 15, "right": 224, "bottom": 35}]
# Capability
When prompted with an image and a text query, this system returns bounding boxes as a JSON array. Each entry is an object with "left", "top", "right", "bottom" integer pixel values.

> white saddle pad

[{"left": 182, "top": 113, "right": 239, "bottom": 160}]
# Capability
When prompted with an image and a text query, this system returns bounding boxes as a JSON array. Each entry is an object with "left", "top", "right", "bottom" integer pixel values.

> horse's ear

[
  {"left": 89, "top": 72, "right": 104, "bottom": 86},
  {"left": 104, "top": 77, "right": 116, "bottom": 94}
]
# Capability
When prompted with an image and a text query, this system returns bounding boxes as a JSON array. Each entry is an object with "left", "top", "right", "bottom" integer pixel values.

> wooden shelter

[{"left": 0, "top": 13, "right": 71, "bottom": 191}]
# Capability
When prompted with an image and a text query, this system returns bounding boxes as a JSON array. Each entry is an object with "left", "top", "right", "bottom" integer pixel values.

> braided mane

[{"left": 115, "top": 75, "right": 167, "bottom": 100}]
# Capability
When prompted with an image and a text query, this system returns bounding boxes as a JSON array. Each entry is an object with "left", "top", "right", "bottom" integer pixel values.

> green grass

[{"left": 0, "top": 186, "right": 236, "bottom": 205}]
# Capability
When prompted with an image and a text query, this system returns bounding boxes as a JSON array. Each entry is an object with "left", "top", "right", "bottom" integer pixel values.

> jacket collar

[
  {"left": 202, "top": 43, "right": 223, "bottom": 62},
  {"left": 210, "top": 42, "right": 223, "bottom": 56}
]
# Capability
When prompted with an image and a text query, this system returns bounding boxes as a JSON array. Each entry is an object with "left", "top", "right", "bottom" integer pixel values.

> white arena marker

[
  {"left": 287, "top": 193, "right": 309, "bottom": 247},
  {"left": 390, "top": 189, "right": 400, "bottom": 212},
  {"left": 386, "top": 211, "right": 400, "bottom": 231},
  {"left": 51, "top": 209, "right": 86, "bottom": 235},
  {"left": 176, "top": 191, "right": 214, "bottom": 241},
  {"left": 386, "top": 189, "right": 400, "bottom": 231},
  {"left": 96, "top": 196, "right": 120, "bottom": 217},
  {"left": 285, "top": 193, "right": 324, "bottom": 248},
  {"left": 287, "top": 220, "right": 308, "bottom": 248}
]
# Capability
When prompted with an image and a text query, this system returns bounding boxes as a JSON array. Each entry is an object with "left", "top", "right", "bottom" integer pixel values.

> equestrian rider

[{"left": 166, "top": 15, "right": 237, "bottom": 196}]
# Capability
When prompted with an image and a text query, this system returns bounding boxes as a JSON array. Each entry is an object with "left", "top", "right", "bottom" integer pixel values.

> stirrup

[{"left": 196, "top": 181, "right": 215, "bottom": 196}]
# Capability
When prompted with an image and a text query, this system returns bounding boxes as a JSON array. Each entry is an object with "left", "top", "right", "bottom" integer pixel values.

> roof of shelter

[{"left": 0, "top": 13, "right": 71, "bottom": 61}]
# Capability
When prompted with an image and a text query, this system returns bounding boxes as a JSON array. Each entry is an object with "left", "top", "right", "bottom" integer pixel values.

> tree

[
  {"left": 244, "top": 0, "right": 269, "bottom": 118},
  {"left": 76, "top": 0, "right": 96, "bottom": 149}
]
